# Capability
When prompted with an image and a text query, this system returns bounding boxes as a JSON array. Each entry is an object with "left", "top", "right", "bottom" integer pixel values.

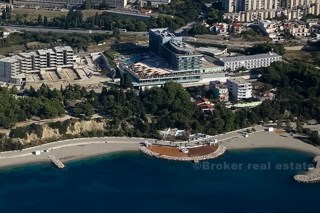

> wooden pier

[{"left": 48, "top": 155, "right": 65, "bottom": 169}]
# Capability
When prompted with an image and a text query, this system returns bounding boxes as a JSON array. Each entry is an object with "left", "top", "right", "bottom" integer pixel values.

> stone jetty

[
  {"left": 294, "top": 156, "right": 320, "bottom": 183},
  {"left": 139, "top": 145, "right": 226, "bottom": 162},
  {"left": 48, "top": 155, "right": 65, "bottom": 169}
]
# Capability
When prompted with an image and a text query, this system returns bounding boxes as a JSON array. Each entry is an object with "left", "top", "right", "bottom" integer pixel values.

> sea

[{"left": 0, "top": 148, "right": 320, "bottom": 213}]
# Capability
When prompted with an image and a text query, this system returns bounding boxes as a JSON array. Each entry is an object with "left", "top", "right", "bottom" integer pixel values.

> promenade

[{"left": 1, "top": 125, "right": 320, "bottom": 169}]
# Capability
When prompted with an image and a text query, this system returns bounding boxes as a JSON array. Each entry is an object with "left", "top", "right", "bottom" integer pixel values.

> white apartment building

[
  {"left": 227, "top": 78, "right": 252, "bottom": 100},
  {"left": 0, "top": 56, "right": 22, "bottom": 82},
  {"left": 37, "top": 49, "right": 57, "bottom": 68},
  {"left": 216, "top": 0, "right": 281, "bottom": 12},
  {"left": 240, "top": 0, "right": 281, "bottom": 11},
  {"left": 218, "top": 52, "right": 282, "bottom": 71},
  {"left": 0, "top": 46, "right": 74, "bottom": 83},
  {"left": 221, "top": 0, "right": 320, "bottom": 22}
]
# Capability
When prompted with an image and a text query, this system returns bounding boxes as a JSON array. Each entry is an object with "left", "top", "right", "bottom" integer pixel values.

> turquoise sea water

[{"left": 0, "top": 149, "right": 320, "bottom": 213}]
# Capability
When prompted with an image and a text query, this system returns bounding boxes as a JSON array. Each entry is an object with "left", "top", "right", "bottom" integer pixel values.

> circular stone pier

[
  {"left": 294, "top": 156, "right": 320, "bottom": 184},
  {"left": 139, "top": 144, "right": 226, "bottom": 162}
]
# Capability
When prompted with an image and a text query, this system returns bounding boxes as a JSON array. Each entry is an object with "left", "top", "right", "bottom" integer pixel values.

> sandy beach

[
  {"left": 0, "top": 127, "right": 320, "bottom": 169},
  {"left": 219, "top": 128, "right": 320, "bottom": 155},
  {"left": 0, "top": 137, "right": 145, "bottom": 169}
]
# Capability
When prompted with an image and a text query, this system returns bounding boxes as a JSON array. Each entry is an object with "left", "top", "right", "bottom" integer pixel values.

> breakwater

[
  {"left": 139, "top": 145, "right": 226, "bottom": 162},
  {"left": 48, "top": 155, "right": 65, "bottom": 169},
  {"left": 294, "top": 156, "right": 320, "bottom": 183}
]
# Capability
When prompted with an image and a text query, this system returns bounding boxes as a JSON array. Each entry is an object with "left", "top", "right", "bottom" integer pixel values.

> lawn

[
  {"left": 11, "top": 8, "right": 106, "bottom": 21},
  {"left": 284, "top": 50, "right": 320, "bottom": 66}
]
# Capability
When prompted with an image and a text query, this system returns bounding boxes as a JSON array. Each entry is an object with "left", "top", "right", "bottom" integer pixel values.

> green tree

[
  {"left": 120, "top": 73, "right": 133, "bottom": 89},
  {"left": 84, "top": 0, "right": 94, "bottom": 9},
  {"left": 43, "top": 16, "right": 48, "bottom": 26},
  {"left": 113, "top": 27, "right": 121, "bottom": 42},
  {"left": 37, "top": 14, "right": 43, "bottom": 25}
]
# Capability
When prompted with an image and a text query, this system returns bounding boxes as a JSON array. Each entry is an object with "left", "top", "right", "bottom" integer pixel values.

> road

[
  {"left": 174, "top": 22, "right": 195, "bottom": 35},
  {"left": 4, "top": 25, "right": 148, "bottom": 35}
]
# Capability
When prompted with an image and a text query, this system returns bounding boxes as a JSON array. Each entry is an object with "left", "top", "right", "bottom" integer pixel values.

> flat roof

[
  {"left": 37, "top": 49, "right": 55, "bottom": 55},
  {"left": 53, "top": 46, "right": 73, "bottom": 52},
  {"left": 210, "top": 81, "right": 227, "bottom": 88},
  {"left": 169, "top": 38, "right": 195, "bottom": 53},
  {"left": 200, "top": 57, "right": 222, "bottom": 69},
  {"left": 196, "top": 47, "right": 226, "bottom": 55},
  {"left": 219, "top": 52, "right": 281, "bottom": 63},
  {"left": 19, "top": 52, "right": 39, "bottom": 58},
  {"left": 150, "top": 28, "right": 175, "bottom": 38},
  {"left": 0, "top": 55, "right": 23, "bottom": 63},
  {"left": 228, "top": 77, "right": 250, "bottom": 85}
]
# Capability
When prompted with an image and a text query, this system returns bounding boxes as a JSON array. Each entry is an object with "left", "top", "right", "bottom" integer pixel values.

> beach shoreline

[
  {"left": 0, "top": 137, "right": 143, "bottom": 169},
  {"left": 0, "top": 129, "right": 320, "bottom": 169},
  {"left": 221, "top": 131, "right": 320, "bottom": 156}
]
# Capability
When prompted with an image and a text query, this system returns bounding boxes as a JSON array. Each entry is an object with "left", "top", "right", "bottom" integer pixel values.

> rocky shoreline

[
  {"left": 139, "top": 145, "right": 227, "bottom": 162},
  {"left": 294, "top": 156, "right": 320, "bottom": 183}
]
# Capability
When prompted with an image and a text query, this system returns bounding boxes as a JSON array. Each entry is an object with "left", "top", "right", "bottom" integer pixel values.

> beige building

[{"left": 285, "top": 21, "right": 311, "bottom": 37}]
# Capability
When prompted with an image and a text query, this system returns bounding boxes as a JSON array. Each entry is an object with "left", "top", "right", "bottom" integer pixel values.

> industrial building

[
  {"left": 227, "top": 78, "right": 252, "bottom": 100},
  {"left": 0, "top": 46, "right": 74, "bottom": 83}
]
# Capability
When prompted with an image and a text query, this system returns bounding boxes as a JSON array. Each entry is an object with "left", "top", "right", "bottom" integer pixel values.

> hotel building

[
  {"left": 0, "top": 46, "right": 73, "bottom": 83},
  {"left": 119, "top": 28, "right": 225, "bottom": 88},
  {"left": 227, "top": 78, "right": 252, "bottom": 100}
]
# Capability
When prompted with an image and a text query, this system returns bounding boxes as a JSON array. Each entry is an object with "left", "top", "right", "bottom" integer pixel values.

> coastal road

[{"left": 4, "top": 25, "right": 148, "bottom": 35}]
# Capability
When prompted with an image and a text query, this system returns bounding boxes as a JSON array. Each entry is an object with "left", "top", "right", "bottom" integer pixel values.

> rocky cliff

[{"left": 23, "top": 119, "right": 106, "bottom": 144}]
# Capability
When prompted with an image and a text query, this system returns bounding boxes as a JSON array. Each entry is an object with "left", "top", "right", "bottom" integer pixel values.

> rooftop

[
  {"left": 228, "top": 77, "right": 251, "bottom": 85},
  {"left": 53, "top": 46, "right": 73, "bottom": 52},
  {"left": 169, "top": 38, "right": 195, "bottom": 54},
  {"left": 200, "top": 57, "right": 221, "bottom": 69},
  {"left": 196, "top": 47, "right": 227, "bottom": 56},
  {"left": 150, "top": 28, "right": 175, "bottom": 38},
  {"left": 129, "top": 56, "right": 172, "bottom": 79},
  {"left": 219, "top": 52, "right": 281, "bottom": 63},
  {"left": 19, "top": 52, "right": 39, "bottom": 58},
  {"left": 125, "top": 55, "right": 220, "bottom": 79},
  {"left": 210, "top": 81, "right": 227, "bottom": 88},
  {"left": 37, "top": 49, "right": 56, "bottom": 55},
  {"left": 0, "top": 55, "right": 23, "bottom": 63}
]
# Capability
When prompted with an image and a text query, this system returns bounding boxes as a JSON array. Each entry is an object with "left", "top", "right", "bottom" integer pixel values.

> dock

[
  {"left": 294, "top": 156, "right": 320, "bottom": 183},
  {"left": 48, "top": 155, "right": 65, "bottom": 169}
]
